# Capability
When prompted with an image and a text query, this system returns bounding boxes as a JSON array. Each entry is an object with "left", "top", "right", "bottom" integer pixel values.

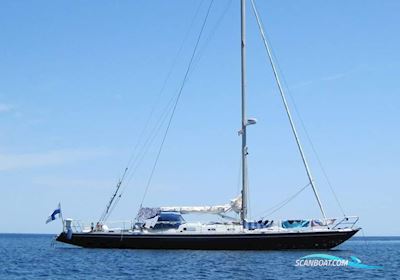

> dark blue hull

[{"left": 56, "top": 229, "right": 359, "bottom": 250}]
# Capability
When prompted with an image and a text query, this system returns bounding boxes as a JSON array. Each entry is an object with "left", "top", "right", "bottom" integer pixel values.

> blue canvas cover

[
  {"left": 244, "top": 219, "right": 274, "bottom": 230},
  {"left": 281, "top": 220, "right": 310, "bottom": 229}
]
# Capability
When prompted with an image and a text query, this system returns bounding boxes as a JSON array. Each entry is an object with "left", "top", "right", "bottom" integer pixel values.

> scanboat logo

[{"left": 295, "top": 254, "right": 382, "bottom": 269}]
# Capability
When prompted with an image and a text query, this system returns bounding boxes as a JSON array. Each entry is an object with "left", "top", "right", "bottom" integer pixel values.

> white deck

[{"left": 65, "top": 216, "right": 359, "bottom": 236}]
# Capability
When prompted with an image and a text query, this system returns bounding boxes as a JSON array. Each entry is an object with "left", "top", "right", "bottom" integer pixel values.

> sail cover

[
  {"left": 159, "top": 195, "right": 242, "bottom": 214},
  {"left": 136, "top": 207, "right": 160, "bottom": 222}
]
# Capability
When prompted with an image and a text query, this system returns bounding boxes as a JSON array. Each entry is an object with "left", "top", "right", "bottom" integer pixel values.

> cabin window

[{"left": 153, "top": 212, "right": 185, "bottom": 230}]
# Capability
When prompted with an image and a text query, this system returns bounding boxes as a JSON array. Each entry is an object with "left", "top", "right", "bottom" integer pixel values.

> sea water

[{"left": 0, "top": 234, "right": 398, "bottom": 279}]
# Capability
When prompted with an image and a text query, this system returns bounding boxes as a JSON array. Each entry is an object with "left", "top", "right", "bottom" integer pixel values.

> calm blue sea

[{"left": 0, "top": 234, "right": 398, "bottom": 279}]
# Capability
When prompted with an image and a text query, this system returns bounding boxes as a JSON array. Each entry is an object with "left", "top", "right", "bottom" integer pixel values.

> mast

[{"left": 240, "top": 0, "right": 248, "bottom": 223}]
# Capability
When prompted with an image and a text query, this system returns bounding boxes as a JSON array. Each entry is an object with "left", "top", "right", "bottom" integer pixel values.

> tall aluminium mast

[{"left": 240, "top": 0, "right": 249, "bottom": 223}]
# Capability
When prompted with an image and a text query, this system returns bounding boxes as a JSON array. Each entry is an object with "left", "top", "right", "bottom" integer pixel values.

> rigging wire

[
  {"left": 124, "top": 99, "right": 175, "bottom": 187},
  {"left": 190, "top": 0, "right": 233, "bottom": 75},
  {"left": 283, "top": 87, "right": 347, "bottom": 216},
  {"left": 117, "top": 0, "right": 206, "bottom": 189},
  {"left": 282, "top": 75, "right": 347, "bottom": 217},
  {"left": 127, "top": 0, "right": 230, "bottom": 179},
  {"left": 140, "top": 0, "right": 216, "bottom": 207},
  {"left": 122, "top": 0, "right": 206, "bottom": 174},
  {"left": 361, "top": 228, "right": 370, "bottom": 251},
  {"left": 257, "top": 183, "right": 311, "bottom": 219},
  {"left": 103, "top": 99, "right": 176, "bottom": 221},
  {"left": 250, "top": 0, "right": 328, "bottom": 219},
  {"left": 99, "top": 0, "right": 207, "bottom": 222},
  {"left": 250, "top": 0, "right": 346, "bottom": 217}
]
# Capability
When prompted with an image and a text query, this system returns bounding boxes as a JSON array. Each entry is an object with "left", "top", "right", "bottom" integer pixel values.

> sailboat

[{"left": 56, "top": 0, "right": 360, "bottom": 250}]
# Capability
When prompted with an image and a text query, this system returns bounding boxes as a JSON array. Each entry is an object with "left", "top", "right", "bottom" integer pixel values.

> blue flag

[{"left": 46, "top": 203, "right": 62, "bottom": 224}]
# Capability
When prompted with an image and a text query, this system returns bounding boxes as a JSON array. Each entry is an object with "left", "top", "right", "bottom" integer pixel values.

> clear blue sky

[{"left": 0, "top": 0, "right": 399, "bottom": 235}]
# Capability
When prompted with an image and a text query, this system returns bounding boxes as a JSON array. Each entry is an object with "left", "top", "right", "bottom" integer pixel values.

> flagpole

[{"left": 59, "top": 202, "right": 65, "bottom": 230}]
